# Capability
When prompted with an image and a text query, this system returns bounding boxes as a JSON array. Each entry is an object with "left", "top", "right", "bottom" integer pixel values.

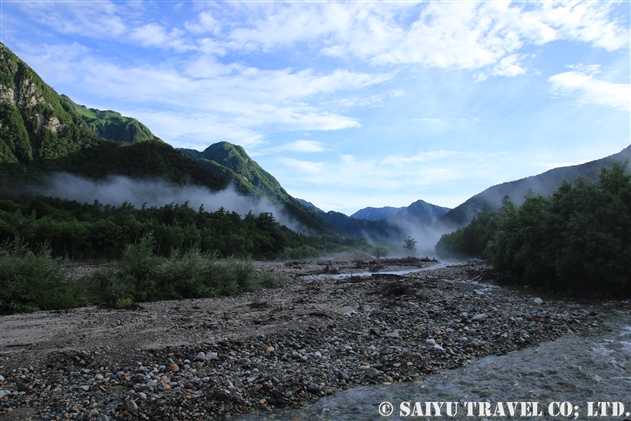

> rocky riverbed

[{"left": 0, "top": 257, "right": 625, "bottom": 420}]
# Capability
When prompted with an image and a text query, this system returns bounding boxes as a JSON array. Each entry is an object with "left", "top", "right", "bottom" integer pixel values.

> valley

[{"left": 1, "top": 257, "right": 623, "bottom": 420}]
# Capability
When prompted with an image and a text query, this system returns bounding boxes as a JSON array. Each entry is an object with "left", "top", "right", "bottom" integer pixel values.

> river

[{"left": 235, "top": 306, "right": 631, "bottom": 421}]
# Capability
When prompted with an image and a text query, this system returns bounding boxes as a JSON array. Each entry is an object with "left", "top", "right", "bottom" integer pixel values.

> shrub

[
  {"left": 82, "top": 243, "right": 284, "bottom": 306},
  {"left": 0, "top": 238, "right": 81, "bottom": 314},
  {"left": 373, "top": 245, "right": 389, "bottom": 259}
]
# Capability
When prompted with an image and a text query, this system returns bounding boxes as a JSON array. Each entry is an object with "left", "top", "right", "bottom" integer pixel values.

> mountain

[
  {"left": 320, "top": 210, "right": 405, "bottom": 240},
  {"left": 0, "top": 42, "right": 223, "bottom": 194},
  {"left": 0, "top": 43, "right": 103, "bottom": 166},
  {"left": 64, "top": 95, "right": 161, "bottom": 144},
  {"left": 0, "top": 43, "right": 337, "bottom": 234},
  {"left": 352, "top": 199, "right": 450, "bottom": 226},
  {"left": 440, "top": 145, "right": 631, "bottom": 227},
  {"left": 351, "top": 206, "right": 402, "bottom": 221},
  {"left": 179, "top": 142, "right": 335, "bottom": 233}
]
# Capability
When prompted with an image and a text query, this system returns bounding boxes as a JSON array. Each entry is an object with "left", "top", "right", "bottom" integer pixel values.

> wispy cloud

[
  {"left": 549, "top": 70, "right": 630, "bottom": 110},
  {"left": 192, "top": 2, "right": 628, "bottom": 75},
  {"left": 270, "top": 140, "right": 326, "bottom": 153},
  {"left": 277, "top": 158, "right": 326, "bottom": 175}
]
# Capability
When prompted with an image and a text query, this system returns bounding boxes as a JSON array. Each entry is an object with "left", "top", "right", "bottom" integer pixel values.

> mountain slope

[
  {"left": 352, "top": 199, "right": 450, "bottom": 226},
  {"left": 440, "top": 145, "right": 631, "bottom": 227},
  {"left": 351, "top": 206, "right": 402, "bottom": 221},
  {"left": 320, "top": 210, "right": 405, "bottom": 240},
  {"left": 64, "top": 95, "right": 161, "bottom": 144},
  {"left": 0, "top": 42, "right": 102, "bottom": 165},
  {"left": 0, "top": 42, "right": 226, "bottom": 194},
  {"left": 180, "top": 142, "right": 335, "bottom": 233}
]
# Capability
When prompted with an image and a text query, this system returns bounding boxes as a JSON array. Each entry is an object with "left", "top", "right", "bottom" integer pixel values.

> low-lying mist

[{"left": 37, "top": 173, "right": 302, "bottom": 231}]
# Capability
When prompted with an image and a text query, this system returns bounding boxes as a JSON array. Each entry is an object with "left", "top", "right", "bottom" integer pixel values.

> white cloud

[
  {"left": 278, "top": 158, "right": 326, "bottom": 175},
  {"left": 272, "top": 140, "right": 326, "bottom": 153},
  {"left": 276, "top": 153, "right": 467, "bottom": 192},
  {"left": 199, "top": 1, "right": 628, "bottom": 77},
  {"left": 129, "top": 24, "right": 194, "bottom": 52},
  {"left": 549, "top": 71, "right": 630, "bottom": 110},
  {"left": 15, "top": 1, "right": 128, "bottom": 38},
  {"left": 19, "top": 42, "right": 373, "bottom": 142}
]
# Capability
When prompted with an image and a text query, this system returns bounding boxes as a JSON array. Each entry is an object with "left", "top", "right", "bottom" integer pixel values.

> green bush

[
  {"left": 82, "top": 239, "right": 283, "bottom": 306},
  {"left": 0, "top": 238, "right": 81, "bottom": 314},
  {"left": 437, "top": 161, "right": 631, "bottom": 295},
  {"left": 373, "top": 245, "right": 389, "bottom": 259}
]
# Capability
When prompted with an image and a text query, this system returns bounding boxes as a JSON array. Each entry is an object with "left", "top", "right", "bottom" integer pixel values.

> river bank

[{"left": 0, "top": 257, "right": 623, "bottom": 420}]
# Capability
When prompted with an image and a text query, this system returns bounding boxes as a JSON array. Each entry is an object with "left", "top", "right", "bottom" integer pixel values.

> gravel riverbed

[{"left": 0, "top": 257, "right": 626, "bottom": 420}]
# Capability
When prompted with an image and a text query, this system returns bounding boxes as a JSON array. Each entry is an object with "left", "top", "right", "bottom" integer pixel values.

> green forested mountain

[
  {"left": 0, "top": 43, "right": 102, "bottom": 165},
  {"left": 179, "top": 142, "right": 335, "bottom": 233},
  {"left": 0, "top": 43, "right": 333, "bottom": 234},
  {"left": 435, "top": 162, "right": 631, "bottom": 295},
  {"left": 0, "top": 42, "right": 224, "bottom": 194},
  {"left": 64, "top": 95, "right": 160, "bottom": 144},
  {"left": 439, "top": 145, "right": 631, "bottom": 228}
]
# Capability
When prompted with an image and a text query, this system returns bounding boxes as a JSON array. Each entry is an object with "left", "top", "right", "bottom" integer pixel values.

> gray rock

[
  {"left": 195, "top": 352, "right": 206, "bottom": 361},
  {"left": 365, "top": 367, "right": 380, "bottom": 378},
  {"left": 306, "top": 383, "right": 321, "bottom": 393},
  {"left": 426, "top": 338, "right": 437, "bottom": 345},
  {"left": 123, "top": 399, "right": 138, "bottom": 413},
  {"left": 471, "top": 313, "right": 488, "bottom": 321},
  {"left": 534, "top": 297, "right": 544, "bottom": 305}
]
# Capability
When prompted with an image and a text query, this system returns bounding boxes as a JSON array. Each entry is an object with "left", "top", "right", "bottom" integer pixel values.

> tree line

[
  {"left": 436, "top": 161, "right": 631, "bottom": 295},
  {"left": 0, "top": 196, "right": 366, "bottom": 261}
]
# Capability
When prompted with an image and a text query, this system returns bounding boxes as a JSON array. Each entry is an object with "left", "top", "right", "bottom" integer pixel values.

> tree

[
  {"left": 373, "top": 245, "right": 389, "bottom": 259},
  {"left": 403, "top": 236, "right": 417, "bottom": 253}
]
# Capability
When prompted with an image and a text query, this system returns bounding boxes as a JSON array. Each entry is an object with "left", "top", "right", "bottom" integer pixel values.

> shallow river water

[{"left": 236, "top": 307, "right": 631, "bottom": 421}]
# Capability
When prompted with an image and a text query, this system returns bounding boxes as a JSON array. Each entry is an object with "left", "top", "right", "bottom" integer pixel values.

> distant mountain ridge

[
  {"left": 352, "top": 199, "right": 450, "bottom": 226},
  {"left": 440, "top": 145, "right": 631, "bottom": 227},
  {"left": 351, "top": 206, "right": 401, "bottom": 221}
]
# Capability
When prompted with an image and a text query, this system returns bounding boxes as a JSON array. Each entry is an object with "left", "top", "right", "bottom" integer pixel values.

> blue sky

[{"left": 2, "top": 1, "right": 630, "bottom": 215}]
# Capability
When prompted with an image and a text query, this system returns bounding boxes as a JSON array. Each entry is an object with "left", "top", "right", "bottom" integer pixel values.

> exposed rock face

[
  {"left": 0, "top": 42, "right": 102, "bottom": 164},
  {"left": 0, "top": 86, "right": 15, "bottom": 105}
]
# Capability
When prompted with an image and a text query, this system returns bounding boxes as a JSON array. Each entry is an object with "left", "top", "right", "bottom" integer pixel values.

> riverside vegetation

[
  {"left": 0, "top": 197, "right": 373, "bottom": 315},
  {"left": 436, "top": 161, "right": 631, "bottom": 296},
  {"left": 0, "top": 234, "right": 285, "bottom": 315}
]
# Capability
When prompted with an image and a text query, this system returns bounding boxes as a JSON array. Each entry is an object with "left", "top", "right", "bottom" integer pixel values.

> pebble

[
  {"left": 0, "top": 259, "right": 607, "bottom": 420},
  {"left": 123, "top": 398, "right": 138, "bottom": 413},
  {"left": 534, "top": 297, "right": 544, "bottom": 304},
  {"left": 365, "top": 367, "right": 380, "bottom": 378}
]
